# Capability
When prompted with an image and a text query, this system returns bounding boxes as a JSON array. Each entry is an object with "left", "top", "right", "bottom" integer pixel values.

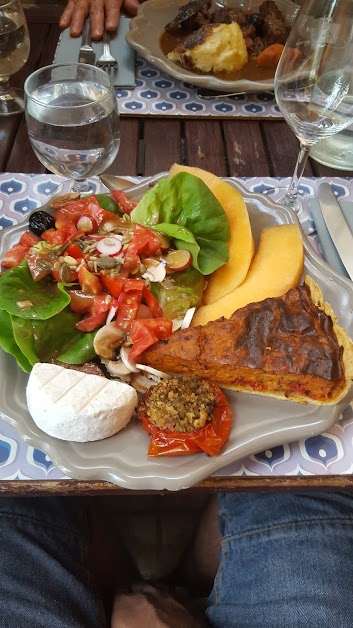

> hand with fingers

[{"left": 59, "top": 0, "right": 140, "bottom": 40}]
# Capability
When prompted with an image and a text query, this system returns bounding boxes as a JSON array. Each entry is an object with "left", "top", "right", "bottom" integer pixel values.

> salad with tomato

[{"left": 0, "top": 173, "right": 230, "bottom": 383}]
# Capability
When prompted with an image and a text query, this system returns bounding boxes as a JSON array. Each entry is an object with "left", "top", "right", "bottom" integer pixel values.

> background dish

[
  {"left": 0, "top": 175, "right": 353, "bottom": 491},
  {"left": 126, "top": 0, "right": 300, "bottom": 93}
]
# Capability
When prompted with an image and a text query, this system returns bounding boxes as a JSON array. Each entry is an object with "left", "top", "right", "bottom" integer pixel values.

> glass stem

[
  {"left": 71, "top": 178, "right": 92, "bottom": 193},
  {"left": 283, "top": 143, "right": 310, "bottom": 210},
  {"left": 0, "top": 78, "right": 10, "bottom": 97}
]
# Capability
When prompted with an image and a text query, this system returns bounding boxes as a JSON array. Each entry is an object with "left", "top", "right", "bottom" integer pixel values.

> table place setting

[{"left": 1, "top": 172, "right": 353, "bottom": 485}]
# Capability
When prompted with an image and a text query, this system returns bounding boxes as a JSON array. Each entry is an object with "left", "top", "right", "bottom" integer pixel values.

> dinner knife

[
  {"left": 78, "top": 19, "right": 96, "bottom": 65},
  {"left": 318, "top": 182, "right": 353, "bottom": 280}
]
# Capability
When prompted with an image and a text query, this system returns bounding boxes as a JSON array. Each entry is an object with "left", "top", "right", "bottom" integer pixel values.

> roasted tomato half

[{"left": 137, "top": 375, "right": 232, "bottom": 456}]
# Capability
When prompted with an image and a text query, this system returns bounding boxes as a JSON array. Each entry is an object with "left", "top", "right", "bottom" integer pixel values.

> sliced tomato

[
  {"left": 65, "top": 243, "right": 84, "bottom": 259},
  {"left": 76, "top": 310, "right": 107, "bottom": 332},
  {"left": 115, "top": 289, "right": 142, "bottom": 330},
  {"left": 1, "top": 243, "right": 28, "bottom": 269},
  {"left": 78, "top": 266, "right": 103, "bottom": 295},
  {"left": 100, "top": 274, "right": 124, "bottom": 299},
  {"left": 138, "top": 384, "right": 232, "bottom": 457},
  {"left": 143, "top": 286, "right": 163, "bottom": 318},
  {"left": 67, "top": 290, "right": 95, "bottom": 314},
  {"left": 52, "top": 267, "right": 79, "bottom": 284},
  {"left": 54, "top": 200, "right": 87, "bottom": 225},
  {"left": 129, "top": 318, "right": 173, "bottom": 361},
  {"left": 124, "top": 278, "right": 144, "bottom": 292},
  {"left": 123, "top": 224, "right": 161, "bottom": 271},
  {"left": 91, "top": 294, "right": 111, "bottom": 315},
  {"left": 112, "top": 190, "right": 138, "bottom": 215},
  {"left": 19, "top": 231, "right": 41, "bottom": 248},
  {"left": 26, "top": 252, "right": 54, "bottom": 281},
  {"left": 137, "top": 304, "right": 153, "bottom": 319},
  {"left": 42, "top": 221, "right": 81, "bottom": 245}
]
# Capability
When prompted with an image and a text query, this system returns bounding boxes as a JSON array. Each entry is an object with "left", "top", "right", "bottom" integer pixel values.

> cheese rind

[{"left": 26, "top": 363, "right": 137, "bottom": 442}]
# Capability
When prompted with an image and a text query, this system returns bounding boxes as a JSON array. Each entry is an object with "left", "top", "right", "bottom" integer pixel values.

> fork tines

[{"left": 96, "top": 31, "right": 118, "bottom": 70}]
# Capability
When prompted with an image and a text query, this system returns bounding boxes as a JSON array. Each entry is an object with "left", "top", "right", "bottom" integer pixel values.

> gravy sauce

[{"left": 160, "top": 31, "right": 275, "bottom": 82}]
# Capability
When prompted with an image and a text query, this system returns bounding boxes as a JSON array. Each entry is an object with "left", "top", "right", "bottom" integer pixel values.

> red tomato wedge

[
  {"left": 111, "top": 190, "right": 138, "bottom": 215},
  {"left": 1, "top": 243, "right": 28, "bottom": 268},
  {"left": 137, "top": 384, "right": 232, "bottom": 456},
  {"left": 129, "top": 318, "right": 173, "bottom": 361}
]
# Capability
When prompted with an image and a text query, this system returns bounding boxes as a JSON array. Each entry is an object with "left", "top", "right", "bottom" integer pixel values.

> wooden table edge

[{"left": 1, "top": 476, "right": 353, "bottom": 495}]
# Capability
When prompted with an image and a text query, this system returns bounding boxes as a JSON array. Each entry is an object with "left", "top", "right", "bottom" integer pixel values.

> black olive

[
  {"left": 29, "top": 210, "right": 55, "bottom": 236},
  {"left": 249, "top": 13, "right": 264, "bottom": 34}
]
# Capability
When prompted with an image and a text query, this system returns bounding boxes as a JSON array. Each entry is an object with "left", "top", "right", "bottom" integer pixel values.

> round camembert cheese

[{"left": 26, "top": 363, "right": 138, "bottom": 442}]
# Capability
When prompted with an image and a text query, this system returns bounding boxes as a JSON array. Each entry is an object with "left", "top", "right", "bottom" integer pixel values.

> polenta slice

[
  {"left": 169, "top": 164, "right": 254, "bottom": 304},
  {"left": 192, "top": 224, "right": 304, "bottom": 327}
]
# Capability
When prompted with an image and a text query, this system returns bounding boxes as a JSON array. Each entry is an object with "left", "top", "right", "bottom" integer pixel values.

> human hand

[{"left": 59, "top": 0, "right": 140, "bottom": 40}]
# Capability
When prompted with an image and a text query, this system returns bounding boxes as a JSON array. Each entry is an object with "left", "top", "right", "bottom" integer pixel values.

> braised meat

[
  {"left": 165, "top": 0, "right": 289, "bottom": 58},
  {"left": 140, "top": 280, "right": 353, "bottom": 405},
  {"left": 165, "top": 0, "right": 211, "bottom": 34},
  {"left": 259, "top": 0, "right": 289, "bottom": 44}
]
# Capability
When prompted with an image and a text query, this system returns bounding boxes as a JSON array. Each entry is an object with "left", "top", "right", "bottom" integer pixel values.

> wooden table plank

[
  {"left": 184, "top": 119, "right": 227, "bottom": 176},
  {"left": 143, "top": 119, "right": 182, "bottom": 175},
  {"left": 223, "top": 120, "right": 270, "bottom": 177},
  {"left": 2, "top": 474, "right": 353, "bottom": 495},
  {"left": 262, "top": 122, "right": 314, "bottom": 177},
  {"left": 106, "top": 118, "right": 140, "bottom": 175}
]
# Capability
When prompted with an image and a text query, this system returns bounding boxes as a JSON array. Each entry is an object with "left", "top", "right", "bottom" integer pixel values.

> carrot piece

[{"left": 256, "top": 44, "right": 285, "bottom": 68}]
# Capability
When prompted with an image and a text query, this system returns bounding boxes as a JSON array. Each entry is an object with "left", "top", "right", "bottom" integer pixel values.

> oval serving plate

[
  {"left": 0, "top": 175, "right": 353, "bottom": 491},
  {"left": 126, "top": 0, "right": 300, "bottom": 94}
]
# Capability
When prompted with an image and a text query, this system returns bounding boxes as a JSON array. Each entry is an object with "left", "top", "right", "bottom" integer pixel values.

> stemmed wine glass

[
  {"left": 274, "top": 0, "right": 353, "bottom": 211},
  {"left": 0, "top": 0, "right": 30, "bottom": 116},
  {"left": 24, "top": 63, "right": 120, "bottom": 194}
]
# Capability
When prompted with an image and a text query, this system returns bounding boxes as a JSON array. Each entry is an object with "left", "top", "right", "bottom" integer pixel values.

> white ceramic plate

[
  {"left": 0, "top": 175, "right": 353, "bottom": 491},
  {"left": 126, "top": 0, "right": 300, "bottom": 94}
]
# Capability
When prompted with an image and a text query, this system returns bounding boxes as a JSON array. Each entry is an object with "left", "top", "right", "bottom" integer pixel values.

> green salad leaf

[
  {"left": 150, "top": 267, "right": 207, "bottom": 320},
  {"left": 10, "top": 307, "right": 97, "bottom": 365},
  {"left": 0, "top": 310, "right": 32, "bottom": 372},
  {"left": 0, "top": 261, "right": 70, "bottom": 319},
  {"left": 130, "top": 172, "right": 230, "bottom": 275}
]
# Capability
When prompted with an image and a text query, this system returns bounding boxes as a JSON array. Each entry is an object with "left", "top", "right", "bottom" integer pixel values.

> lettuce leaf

[
  {"left": 130, "top": 173, "right": 230, "bottom": 275},
  {"left": 11, "top": 307, "right": 96, "bottom": 365},
  {"left": 150, "top": 267, "right": 207, "bottom": 320},
  {"left": 0, "top": 310, "right": 32, "bottom": 373},
  {"left": 0, "top": 261, "right": 70, "bottom": 319}
]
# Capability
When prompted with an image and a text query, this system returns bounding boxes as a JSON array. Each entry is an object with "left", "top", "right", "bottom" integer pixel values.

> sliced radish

[
  {"left": 96, "top": 236, "right": 123, "bottom": 256},
  {"left": 142, "top": 258, "right": 166, "bottom": 283},
  {"left": 135, "top": 363, "right": 170, "bottom": 379},
  {"left": 164, "top": 249, "right": 192, "bottom": 272},
  {"left": 120, "top": 346, "right": 140, "bottom": 373},
  {"left": 181, "top": 307, "right": 196, "bottom": 329},
  {"left": 77, "top": 216, "right": 96, "bottom": 234}
]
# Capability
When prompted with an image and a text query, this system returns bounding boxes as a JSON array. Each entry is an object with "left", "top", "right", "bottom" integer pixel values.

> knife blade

[
  {"left": 78, "top": 19, "right": 96, "bottom": 65},
  {"left": 318, "top": 182, "right": 353, "bottom": 280}
]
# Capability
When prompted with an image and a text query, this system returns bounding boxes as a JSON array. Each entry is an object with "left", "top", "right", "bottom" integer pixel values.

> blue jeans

[
  {"left": 1, "top": 493, "right": 353, "bottom": 627},
  {"left": 207, "top": 492, "right": 353, "bottom": 628},
  {"left": 0, "top": 497, "right": 106, "bottom": 628}
]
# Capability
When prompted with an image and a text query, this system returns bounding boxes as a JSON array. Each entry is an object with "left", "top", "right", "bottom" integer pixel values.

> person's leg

[
  {"left": 207, "top": 492, "right": 353, "bottom": 628},
  {"left": 0, "top": 496, "right": 106, "bottom": 628}
]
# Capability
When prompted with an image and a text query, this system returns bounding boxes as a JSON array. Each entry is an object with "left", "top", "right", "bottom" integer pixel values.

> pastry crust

[{"left": 141, "top": 277, "right": 353, "bottom": 405}]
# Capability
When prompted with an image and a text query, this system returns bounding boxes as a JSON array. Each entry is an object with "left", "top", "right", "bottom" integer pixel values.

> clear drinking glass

[
  {"left": 0, "top": 0, "right": 30, "bottom": 116},
  {"left": 274, "top": 0, "right": 353, "bottom": 211},
  {"left": 24, "top": 63, "right": 120, "bottom": 194}
]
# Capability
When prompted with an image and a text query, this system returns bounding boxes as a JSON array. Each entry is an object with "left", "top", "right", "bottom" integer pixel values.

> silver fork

[{"left": 96, "top": 32, "right": 118, "bottom": 70}]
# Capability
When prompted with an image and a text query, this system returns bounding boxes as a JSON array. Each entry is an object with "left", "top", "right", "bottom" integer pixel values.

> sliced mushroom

[
  {"left": 106, "top": 360, "right": 132, "bottom": 381},
  {"left": 93, "top": 323, "right": 125, "bottom": 359}
]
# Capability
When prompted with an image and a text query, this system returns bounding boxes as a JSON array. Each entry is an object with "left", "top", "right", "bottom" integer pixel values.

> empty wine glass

[
  {"left": 274, "top": 0, "right": 353, "bottom": 211},
  {"left": 0, "top": 0, "right": 30, "bottom": 116},
  {"left": 24, "top": 63, "right": 120, "bottom": 194}
]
